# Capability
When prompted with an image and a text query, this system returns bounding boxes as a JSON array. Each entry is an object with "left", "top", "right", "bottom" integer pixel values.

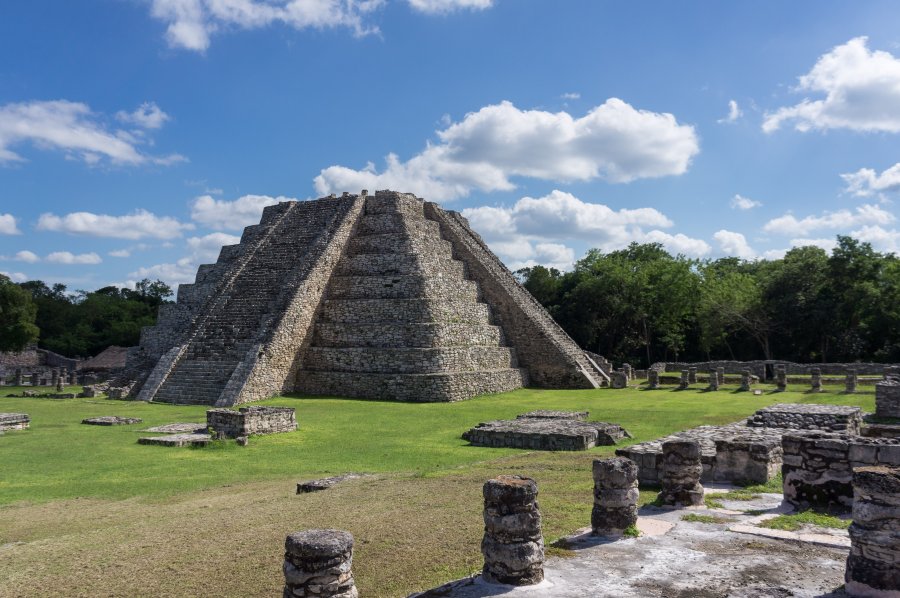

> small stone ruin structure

[
  {"left": 0, "top": 412, "right": 30, "bottom": 431},
  {"left": 875, "top": 377, "right": 900, "bottom": 419},
  {"left": 591, "top": 457, "right": 639, "bottom": 535},
  {"left": 746, "top": 403, "right": 862, "bottom": 433},
  {"left": 81, "top": 416, "right": 143, "bottom": 426},
  {"left": 120, "top": 190, "right": 608, "bottom": 406},
  {"left": 283, "top": 529, "right": 358, "bottom": 598},
  {"left": 657, "top": 440, "right": 704, "bottom": 506},
  {"left": 481, "top": 475, "right": 544, "bottom": 586},
  {"left": 463, "top": 411, "right": 629, "bottom": 450},
  {"left": 206, "top": 406, "right": 297, "bottom": 438},
  {"left": 845, "top": 466, "right": 900, "bottom": 597}
]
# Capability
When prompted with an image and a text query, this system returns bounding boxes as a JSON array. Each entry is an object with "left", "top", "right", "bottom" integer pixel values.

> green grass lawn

[{"left": 0, "top": 383, "right": 874, "bottom": 506}]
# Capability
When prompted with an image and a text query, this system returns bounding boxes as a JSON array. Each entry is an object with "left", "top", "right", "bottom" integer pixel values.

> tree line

[
  {"left": 0, "top": 276, "right": 172, "bottom": 356},
  {"left": 517, "top": 236, "right": 900, "bottom": 368}
]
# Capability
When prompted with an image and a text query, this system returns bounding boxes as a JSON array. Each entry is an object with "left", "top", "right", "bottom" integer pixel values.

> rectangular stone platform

[
  {"left": 206, "top": 406, "right": 296, "bottom": 438},
  {"left": 746, "top": 403, "right": 862, "bottom": 433},
  {"left": 137, "top": 433, "right": 211, "bottom": 447},
  {"left": 82, "top": 416, "right": 143, "bottom": 426},
  {"left": 0, "top": 412, "right": 30, "bottom": 431},
  {"left": 463, "top": 416, "right": 629, "bottom": 450}
]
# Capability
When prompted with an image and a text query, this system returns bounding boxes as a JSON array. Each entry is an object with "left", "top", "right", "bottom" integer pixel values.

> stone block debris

[
  {"left": 845, "top": 466, "right": 900, "bottom": 597},
  {"left": 119, "top": 191, "right": 607, "bottom": 406},
  {"left": 481, "top": 475, "right": 544, "bottom": 586},
  {"left": 657, "top": 440, "right": 704, "bottom": 506},
  {"left": 713, "top": 435, "right": 782, "bottom": 484},
  {"left": 739, "top": 369, "right": 752, "bottom": 392},
  {"left": 516, "top": 410, "right": 588, "bottom": 421},
  {"left": 875, "top": 377, "right": 900, "bottom": 419},
  {"left": 746, "top": 403, "right": 862, "bottom": 433},
  {"left": 206, "top": 406, "right": 296, "bottom": 438},
  {"left": 463, "top": 414, "right": 629, "bottom": 451},
  {"left": 81, "top": 416, "right": 143, "bottom": 426},
  {"left": 283, "top": 529, "right": 358, "bottom": 598},
  {"left": 0, "top": 412, "right": 30, "bottom": 431},
  {"left": 142, "top": 422, "right": 206, "bottom": 433},
  {"left": 296, "top": 474, "right": 366, "bottom": 494},
  {"left": 137, "top": 433, "right": 211, "bottom": 447},
  {"left": 591, "top": 457, "right": 639, "bottom": 536},
  {"left": 610, "top": 371, "right": 627, "bottom": 389}
]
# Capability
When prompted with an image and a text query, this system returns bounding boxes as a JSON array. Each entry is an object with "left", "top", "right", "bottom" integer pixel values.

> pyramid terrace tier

[
  {"left": 356, "top": 212, "right": 440, "bottom": 236},
  {"left": 348, "top": 233, "right": 453, "bottom": 256},
  {"left": 311, "top": 322, "right": 505, "bottom": 348},
  {"left": 303, "top": 346, "right": 518, "bottom": 374},
  {"left": 335, "top": 253, "right": 466, "bottom": 277},
  {"left": 319, "top": 298, "right": 492, "bottom": 324},
  {"left": 327, "top": 275, "right": 479, "bottom": 301},
  {"left": 295, "top": 368, "right": 528, "bottom": 402}
]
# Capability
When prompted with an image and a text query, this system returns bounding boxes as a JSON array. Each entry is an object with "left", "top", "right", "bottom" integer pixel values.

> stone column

[
  {"left": 610, "top": 371, "right": 628, "bottom": 389},
  {"left": 716, "top": 367, "right": 725, "bottom": 386},
  {"left": 56, "top": 377, "right": 63, "bottom": 392},
  {"left": 30, "top": 373, "right": 38, "bottom": 386},
  {"left": 62, "top": 368, "right": 70, "bottom": 385},
  {"left": 875, "top": 378, "right": 900, "bottom": 419},
  {"left": 846, "top": 370, "right": 858, "bottom": 394},
  {"left": 648, "top": 369, "right": 660, "bottom": 390},
  {"left": 51, "top": 368, "right": 59, "bottom": 388},
  {"left": 811, "top": 367, "right": 822, "bottom": 393},
  {"left": 845, "top": 466, "right": 900, "bottom": 597},
  {"left": 679, "top": 369, "right": 690, "bottom": 390},
  {"left": 708, "top": 369, "right": 719, "bottom": 391},
  {"left": 14, "top": 369, "right": 22, "bottom": 386},
  {"left": 776, "top": 366, "right": 787, "bottom": 391},
  {"left": 283, "top": 529, "right": 358, "bottom": 598},
  {"left": 739, "top": 370, "right": 751, "bottom": 392},
  {"left": 482, "top": 475, "right": 544, "bottom": 586},
  {"left": 592, "top": 457, "right": 639, "bottom": 536},
  {"left": 623, "top": 364, "right": 633, "bottom": 380},
  {"left": 688, "top": 367, "right": 697, "bottom": 384},
  {"left": 658, "top": 440, "right": 704, "bottom": 506}
]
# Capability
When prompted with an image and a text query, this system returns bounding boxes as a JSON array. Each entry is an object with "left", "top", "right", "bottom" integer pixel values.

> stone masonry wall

[
  {"left": 746, "top": 403, "right": 862, "bottom": 434},
  {"left": 659, "top": 360, "right": 898, "bottom": 379},
  {"left": 424, "top": 202, "right": 605, "bottom": 389},
  {"left": 206, "top": 406, "right": 296, "bottom": 437}
]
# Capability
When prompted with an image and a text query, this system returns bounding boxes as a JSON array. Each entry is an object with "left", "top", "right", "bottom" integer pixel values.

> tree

[{"left": 0, "top": 275, "right": 39, "bottom": 351}]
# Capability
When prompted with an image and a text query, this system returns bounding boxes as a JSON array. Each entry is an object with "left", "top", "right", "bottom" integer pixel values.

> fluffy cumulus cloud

[
  {"left": 407, "top": 0, "right": 491, "bottom": 13},
  {"left": 841, "top": 162, "right": 900, "bottom": 197},
  {"left": 115, "top": 102, "right": 170, "bottom": 129},
  {"left": 730, "top": 194, "right": 762, "bottom": 210},
  {"left": 37, "top": 209, "right": 194, "bottom": 240},
  {"left": 763, "top": 204, "right": 895, "bottom": 236},
  {"left": 13, "top": 250, "right": 40, "bottom": 263},
  {"left": 316, "top": 99, "right": 699, "bottom": 201},
  {"left": 764, "top": 37, "right": 900, "bottom": 133},
  {"left": 0, "top": 100, "right": 184, "bottom": 166},
  {"left": 0, "top": 213, "right": 20, "bottom": 235},
  {"left": 45, "top": 251, "right": 102, "bottom": 265},
  {"left": 460, "top": 190, "right": 709, "bottom": 270},
  {"left": 718, "top": 100, "right": 742, "bottom": 124},
  {"left": 186, "top": 232, "right": 242, "bottom": 261},
  {"left": 190, "top": 194, "right": 295, "bottom": 230},
  {"left": 0, "top": 271, "right": 28, "bottom": 283},
  {"left": 713, "top": 229, "right": 756, "bottom": 260},
  {"left": 130, "top": 231, "right": 242, "bottom": 286}
]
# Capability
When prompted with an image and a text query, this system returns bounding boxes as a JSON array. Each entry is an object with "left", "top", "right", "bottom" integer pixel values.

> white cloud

[
  {"left": 45, "top": 251, "right": 102, "bottom": 265},
  {"left": 764, "top": 37, "right": 900, "bottom": 133},
  {"left": 109, "top": 249, "right": 132, "bottom": 258},
  {"left": 14, "top": 250, "right": 40, "bottom": 263},
  {"left": 789, "top": 237, "right": 838, "bottom": 252},
  {"left": 116, "top": 102, "right": 170, "bottom": 129},
  {"left": 730, "top": 194, "right": 762, "bottom": 210},
  {"left": 850, "top": 225, "right": 900, "bottom": 254},
  {"left": 150, "top": 0, "right": 385, "bottom": 52},
  {"left": 0, "top": 100, "right": 184, "bottom": 166},
  {"left": 0, "top": 271, "right": 28, "bottom": 283},
  {"left": 713, "top": 229, "right": 756, "bottom": 259},
  {"left": 190, "top": 194, "right": 294, "bottom": 230},
  {"left": 561, "top": 92, "right": 581, "bottom": 100},
  {"left": 763, "top": 204, "right": 895, "bottom": 236},
  {"left": 0, "top": 214, "right": 20, "bottom": 234},
  {"left": 407, "top": 0, "right": 491, "bottom": 14},
  {"left": 718, "top": 99, "right": 742, "bottom": 124},
  {"left": 315, "top": 98, "right": 700, "bottom": 201},
  {"left": 643, "top": 230, "right": 711, "bottom": 257},
  {"left": 37, "top": 209, "right": 194, "bottom": 240},
  {"left": 130, "top": 231, "right": 241, "bottom": 287},
  {"left": 186, "top": 232, "right": 241, "bottom": 261},
  {"left": 507, "top": 242, "right": 576, "bottom": 272},
  {"left": 841, "top": 162, "right": 900, "bottom": 197}
]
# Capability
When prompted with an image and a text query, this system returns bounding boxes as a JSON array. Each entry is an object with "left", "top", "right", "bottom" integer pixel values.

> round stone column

[
  {"left": 708, "top": 369, "right": 719, "bottom": 391},
  {"left": 647, "top": 369, "right": 660, "bottom": 389},
  {"left": 481, "top": 475, "right": 544, "bottom": 585},
  {"left": 846, "top": 370, "right": 858, "bottom": 393},
  {"left": 658, "top": 440, "right": 704, "bottom": 506},
  {"left": 283, "top": 529, "right": 357, "bottom": 598},
  {"left": 591, "top": 457, "right": 639, "bottom": 536},
  {"left": 688, "top": 367, "right": 697, "bottom": 384},
  {"left": 811, "top": 367, "right": 822, "bottom": 392},
  {"left": 845, "top": 466, "right": 900, "bottom": 597},
  {"left": 739, "top": 369, "right": 751, "bottom": 391},
  {"left": 679, "top": 369, "right": 690, "bottom": 390},
  {"left": 776, "top": 366, "right": 787, "bottom": 391}
]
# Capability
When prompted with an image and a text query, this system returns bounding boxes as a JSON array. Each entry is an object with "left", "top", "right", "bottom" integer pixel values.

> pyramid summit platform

[{"left": 121, "top": 190, "right": 609, "bottom": 405}]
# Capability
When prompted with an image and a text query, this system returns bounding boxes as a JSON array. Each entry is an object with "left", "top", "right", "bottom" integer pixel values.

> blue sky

[{"left": 3, "top": 1, "right": 900, "bottom": 290}]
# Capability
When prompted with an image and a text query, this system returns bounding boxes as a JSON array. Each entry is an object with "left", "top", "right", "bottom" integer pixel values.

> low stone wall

[
  {"left": 746, "top": 403, "right": 862, "bottom": 433},
  {"left": 206, "top": 406, "right": 296, "bottom": 438},
  {"left": 0, "top": 412, "right": 30, "bottom": 431},
  {"left": 463, "top": 416, "right": 628, "bottom": 450},
  {"left": 782, "top": 432, "right": 900, "bottom": 511},
  {"left": 845, "top": 466, "right": 900, "bottom": 597},
  {"left": 657, "top": 360, "right": 899, "bottom": 379},
  {"left": 875, "top": 378, "right": 900, "bottom": 418},
  {"left": 481, "top": 475, "right": 544, "bottom": 585}
]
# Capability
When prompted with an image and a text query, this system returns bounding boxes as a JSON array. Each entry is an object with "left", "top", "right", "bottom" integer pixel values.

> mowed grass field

[{"left": 0, "top": 384, "right": 874, "bottom": 597}]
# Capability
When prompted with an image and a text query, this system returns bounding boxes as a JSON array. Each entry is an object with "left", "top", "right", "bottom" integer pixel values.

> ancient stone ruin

[
  {"left": 283, "top": 529, "right": 358, "bottom": 598},
  {"left": 481, "top": 475, "right": 544, "bottom": 586},
  {"left": 206, "top": 406, "right": 296, "bottom": 438},
  {"left": 845, "top": 466, "right": 900, "bottom": 597},
  {"left": 746, "top": 403, "right": 862, "bottom": 433},
  {"left": 462, "top": 411, "right": 629, "bottom": 450},
  {"left": 0, "top": 412, "right": 30, "bottom": 431},
  {"left": 121, "top": 191, "right": 608, "bottom": 405},
  {"left": 875, "top": 377, "right": 900, "bottom": 419},
  {"left": 591, "top": 457, "right": 639, "bottom": 536},
  {"left": 657, "top": 440, "right": 704, "bottom": 506},
  {"left": 81, "top": 416, "right": 143, "bottom": 426}
]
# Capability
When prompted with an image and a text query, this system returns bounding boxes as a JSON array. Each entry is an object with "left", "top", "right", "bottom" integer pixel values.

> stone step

[
  {"left": 348, "top": 234, "right": 452, "bottom": 257},
  {"left": 336, "top": 254, "right": 466, "bottom": 277},
  {"left": 319, "top": 299, "right": 492, "bottom": 324},
  {"left": 357, "top": 214, "right": 440, "bottom": 236},
  {"left": 304, "top": 346, "right": 518, "bottom": 374},
  {"left": 327, "top": 275, "right": 478, "bottom": 301},
  {"left": 364, "top": 193, "right": 424, "bottom": 215},
  {"left": 294, "top": 368, "right": 528, "bottom": 402},
  {"left": 311, "top": 322, "right": 504, "bottom": 348}
]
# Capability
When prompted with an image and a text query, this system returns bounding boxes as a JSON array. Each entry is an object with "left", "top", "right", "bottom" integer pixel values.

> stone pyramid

[{"left": 123, "top": 191, "right": 608, "bottom": 405}]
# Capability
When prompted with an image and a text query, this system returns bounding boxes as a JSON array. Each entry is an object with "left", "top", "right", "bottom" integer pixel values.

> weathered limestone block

[
  {"left": 746, "top": 403, "right": 862, "bottom": 434},
  {"left": 875, "top": 378, "right": 900, "bottom": 419},
  {"left": 708, "top": 369, "right": 719, "bottom": 391},
  {"left": 516, "top": 410, "right": 588, "bottom": 421},
  {"left": 0, "top": 412, "right": 30, "bottom": 431},
  {"left": 845, "top": 466, "right": 900, "bottom": 597},
  {"left": 463, "top": 417, "right": 629, "bottom": 450},
  {"left": 623, "top": 364, "right": 633, "bottom": 380},
  {"left": 610, "top": 371, "right": 628, "bottom": 389},
  {"left": 82, "top": 416, "right": 142, "bottom": 426},
  {"left": 846, "top": 370, "right": 859, "bottom": 394},
  {"left": 714, "top": 436, "right": 782, "bottom": 484},
  {"left": 776, "top": 366, "right": 787, "bottom": 391},
  {"left": 207, "top": 406, "right": 297, "bottom": 438},
  {"left": 738, "top": 369, "right": 751, "bottom": 392},
  {"left": 658, "top": 440, "right": 704, "bottom": 506},
  {"left": 591, "top": 457, "right": 639, "bottom": 535},
  {"left": 688, "top": 367, "right": 697, "bottom": 384},
  {"left": 811, "top": 367, "right": 822, "bottom": 392},
  {"left": 679, "top": 369, "right": 690, "bottom": 390},
  {"left": 648, "top": 369, "right": 660, "bottom": 389},
  {"left": 717, "top": 367, "right": 725, "bottom": 386},
  {"left": 283, "top": 529, "right": 358, "bottom": 598},
  {"left": 481, "top": 475, "right": 543, "bottom": 586}
]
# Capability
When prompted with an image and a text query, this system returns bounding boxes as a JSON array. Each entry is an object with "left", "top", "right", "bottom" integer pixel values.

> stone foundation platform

[
  {"left": 137, "top": 433, "right": 211, "bottom": 447},
  {"left": 463, "top": 414, "right": 629, "bottom": 450},
  {"left": 0, "top": 412, "right": 30, "bottom": 431},
  {"left": 82, "top": 416, "right": 143, "bottom": 426},
  {"left": 206, "top": 406, "right": 296, "bottom": 438},
  {"left": 746, "top": 403, "right": 862, "bottom": 433}
]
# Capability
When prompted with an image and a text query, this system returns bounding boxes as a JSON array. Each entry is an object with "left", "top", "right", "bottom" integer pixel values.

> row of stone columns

[{"left": 4, "top": 367, "right": 79, "bottom": 387}]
